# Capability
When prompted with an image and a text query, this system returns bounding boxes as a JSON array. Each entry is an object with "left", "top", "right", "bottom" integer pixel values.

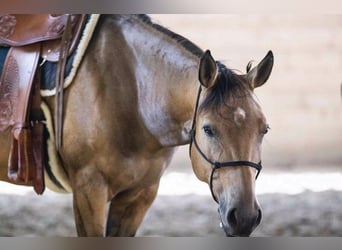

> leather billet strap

[{"left": 30, "top": 67, "right": 46, "bottom": 194}]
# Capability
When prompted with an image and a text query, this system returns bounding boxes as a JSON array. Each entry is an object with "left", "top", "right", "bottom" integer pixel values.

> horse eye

[
  {"left": 203, "top": 126, "right": 214, "bottom": 137},
  {"left": 263, "top": 125, "right": 271, "bottom": 134}
]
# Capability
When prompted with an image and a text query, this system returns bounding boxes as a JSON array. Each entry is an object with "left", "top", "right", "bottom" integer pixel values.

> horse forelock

[{"left": 199, "top": 62, "right": 250, "bottom": 114}]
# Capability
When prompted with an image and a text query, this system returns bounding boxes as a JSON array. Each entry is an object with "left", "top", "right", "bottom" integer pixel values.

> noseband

[{"left": 189, "top": 85, "right": 262, "bottom": 203}]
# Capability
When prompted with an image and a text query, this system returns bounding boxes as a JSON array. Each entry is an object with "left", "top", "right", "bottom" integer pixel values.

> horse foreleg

[
  {"left": 105, "top": 183, "right": 159, "bottom": 236},
  {"left": 72, "top": 169, "right": 109, "bottom": 236}
]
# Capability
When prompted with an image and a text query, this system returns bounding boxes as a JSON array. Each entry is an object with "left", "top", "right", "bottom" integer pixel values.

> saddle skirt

[{"left": 0, "top": 14, "right": 100, "bottom": 194}]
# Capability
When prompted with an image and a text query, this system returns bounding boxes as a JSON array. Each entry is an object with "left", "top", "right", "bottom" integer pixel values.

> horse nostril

[
  {"left": 256, "top": 208, "right": 262, "bottom": 226},
  {"left": 227, "top": 208, "right": 238, "bottom": 228}
]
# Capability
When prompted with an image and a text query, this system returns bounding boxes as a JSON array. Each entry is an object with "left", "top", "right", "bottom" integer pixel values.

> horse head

[{"left": 189, "top": 50, "right": 273, "bottom": 236}]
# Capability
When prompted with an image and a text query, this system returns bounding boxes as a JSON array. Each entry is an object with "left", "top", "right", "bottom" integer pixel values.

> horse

[{"left": 0, "top": 14, "right": 273, "bottom": 236}]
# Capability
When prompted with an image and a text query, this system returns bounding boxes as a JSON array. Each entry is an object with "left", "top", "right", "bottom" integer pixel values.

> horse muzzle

[{"left": 218, "top": 201, "right": 262, "bottom": 237}]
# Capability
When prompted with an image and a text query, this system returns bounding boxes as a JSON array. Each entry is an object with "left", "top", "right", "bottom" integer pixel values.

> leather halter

[{"left": 189, "top": 85, "right": 262, "bottom": 203}]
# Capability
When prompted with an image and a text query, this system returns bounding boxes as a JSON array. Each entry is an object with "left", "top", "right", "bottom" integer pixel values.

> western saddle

[{"left": 0, "top": 14, "right": 86, "bottom": 194}]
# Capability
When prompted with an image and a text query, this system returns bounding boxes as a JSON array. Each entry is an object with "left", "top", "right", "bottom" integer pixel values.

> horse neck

[{"left": 118, "top": 15, "right": 201, "bottom": 147}]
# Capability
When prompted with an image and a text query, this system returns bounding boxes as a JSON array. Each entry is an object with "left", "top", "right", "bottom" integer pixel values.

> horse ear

[
  {"left": 199, "top": 50, "right": 218, "bottom": 89},
  {"left": 246, "top": 50, "right": 274, "bottom": 89}
]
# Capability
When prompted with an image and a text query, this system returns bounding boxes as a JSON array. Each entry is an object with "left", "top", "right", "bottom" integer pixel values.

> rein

[{"left": 189, "top": 85, "right": 262, "bottom": 204}]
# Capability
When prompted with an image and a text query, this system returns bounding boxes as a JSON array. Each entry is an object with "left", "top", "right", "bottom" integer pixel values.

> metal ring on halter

[{"left": 189, "top": 85, "right": 262, "bottom": 204}]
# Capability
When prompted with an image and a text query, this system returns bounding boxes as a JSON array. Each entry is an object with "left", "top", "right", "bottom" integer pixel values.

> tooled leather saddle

[{"left": 0, "top": 14, "right": 86, "bottom": 194}]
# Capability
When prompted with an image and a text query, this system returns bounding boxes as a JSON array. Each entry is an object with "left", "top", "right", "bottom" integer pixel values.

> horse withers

[{"left": 0, "top": 15, "right": 273, "bottom": 236}]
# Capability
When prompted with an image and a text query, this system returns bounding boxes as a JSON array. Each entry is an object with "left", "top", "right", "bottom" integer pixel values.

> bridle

[{"left": 189, "top": 85, "right": 262, "bottom": 204}]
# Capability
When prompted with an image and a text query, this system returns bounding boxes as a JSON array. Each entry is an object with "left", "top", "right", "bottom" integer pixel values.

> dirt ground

[
  {"left": 0, "top": 187, "right": 341, "bottom": 236},
  {"left": 0, "top": 15, "right": 341, "bottom": 237}
]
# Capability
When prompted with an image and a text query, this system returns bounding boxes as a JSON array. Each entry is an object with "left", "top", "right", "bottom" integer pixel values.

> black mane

[{"left": 133, "top": 14, "right": 204, "bottom": 58}]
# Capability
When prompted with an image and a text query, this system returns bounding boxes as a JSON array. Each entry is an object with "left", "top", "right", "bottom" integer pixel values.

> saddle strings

[{"left": 55, "top": 14, "right": 72, "bottom": 152}]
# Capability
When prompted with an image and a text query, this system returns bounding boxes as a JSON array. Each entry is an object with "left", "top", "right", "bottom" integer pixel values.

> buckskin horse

[{"left": 0, "top": 14, "right": 273, "bottom": 236}]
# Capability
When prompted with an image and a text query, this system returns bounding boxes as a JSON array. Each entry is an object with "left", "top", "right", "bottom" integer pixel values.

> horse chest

[{"left": 111, "top": 149, "right": 175, "bottom": 192}]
